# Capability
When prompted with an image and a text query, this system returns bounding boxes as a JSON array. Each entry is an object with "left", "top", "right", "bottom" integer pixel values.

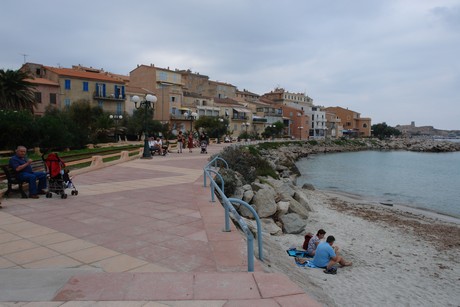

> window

[
  {"left": 64, "top": 99, "right": 71, "bottom": 107},
  {"left": 34, "top": 92, "right": 42, "bottom": 103},
  {"left": 98, "top": 101, "right": 104, "bottom": 109},
  {"left": 159, "top": 71, "right": 167, "bottom": 81},
  {"left": 64, "top": 79, "right": 71, "bottom": 90},
  {"left": 171, "top": 96, "right": 175, "bottom": 102},
  {"left": 116, "top": 102, "right": 122, "bottom": 114},
  {"left": 50, "top": 93, "right": 56, "bottom": 104},
  {"left": 36, "top": 68, "right": 41, "bottom": 76},
  {"left": 83, "top": 82, "right": 89, "bottom": 92},
  {"left": 95, "top": 83, "right": 105, "bottom": 97}
]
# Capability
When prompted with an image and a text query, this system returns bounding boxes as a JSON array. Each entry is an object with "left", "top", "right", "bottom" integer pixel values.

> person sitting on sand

[
  {"left": 312, "top": 235, "right": 352, "bottom": 272},
  {"left": 306, "top": 229, "right": 326, "bottom": 256}
]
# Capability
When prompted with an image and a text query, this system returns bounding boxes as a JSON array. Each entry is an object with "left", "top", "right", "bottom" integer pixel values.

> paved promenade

[{"left": 0, "top": 143, "right": 320, "bottom": 306}]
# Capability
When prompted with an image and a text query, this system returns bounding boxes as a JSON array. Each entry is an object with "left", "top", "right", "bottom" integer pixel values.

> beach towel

[
  {"left": 295, "top": 258, "right": 320, "bottom": 268},
  {"left": 286, "top": 248, "right": 312, "bottom": 258}
]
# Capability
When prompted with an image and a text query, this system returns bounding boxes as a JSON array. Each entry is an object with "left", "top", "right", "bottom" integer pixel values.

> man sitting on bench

[{"left": 9, "top": 146, "right": 47, "bottom": 199}]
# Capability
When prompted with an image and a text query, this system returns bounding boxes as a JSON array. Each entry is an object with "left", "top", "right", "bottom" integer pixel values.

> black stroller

[
  {"left": 200, "top": 141, "right": 208, "bottom": 154},
  {"left": 43, "top": 153, "right": 78, "bottom": 199}
]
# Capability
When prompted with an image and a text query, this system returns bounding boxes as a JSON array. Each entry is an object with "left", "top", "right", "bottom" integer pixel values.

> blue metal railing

[
  {"left": 203, "top": 156, "right": 228, "bottom": 187},
  {"left": 203, "top": 157, "right": 263, "bottom": 272}
]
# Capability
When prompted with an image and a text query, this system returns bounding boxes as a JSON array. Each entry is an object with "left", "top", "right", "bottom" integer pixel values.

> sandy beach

[{"left": 259, "top": 188, "right": 460, "bottom": 306}]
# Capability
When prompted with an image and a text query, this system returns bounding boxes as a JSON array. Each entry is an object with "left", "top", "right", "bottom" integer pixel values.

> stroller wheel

[
  {"left": 71, "top": 190, "right": 75, "bottom": 195},
  {"left": 75, "top": 190, "right": 78, "bottom": 195},
  {"left": 46, "top": 192, "right": 52, "bottom": 198},
  {"left": 61, "top": 193, "right": 67, "bottom": 199}
]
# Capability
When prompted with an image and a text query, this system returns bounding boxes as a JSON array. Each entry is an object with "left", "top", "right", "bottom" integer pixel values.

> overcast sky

[{"left": 1, "top": 0, "right": 459, "bottom": 130}]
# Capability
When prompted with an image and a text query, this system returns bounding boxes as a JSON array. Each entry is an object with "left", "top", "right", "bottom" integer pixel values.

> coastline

[
  {"left": 321, "top": 189, "right": 460, "bottom": 225},
  {"left": 259, "top": 186, "right": 460, "bottom": 306},
  {"left": 247, "top": 139, "right": 460, "bottom": 306}
]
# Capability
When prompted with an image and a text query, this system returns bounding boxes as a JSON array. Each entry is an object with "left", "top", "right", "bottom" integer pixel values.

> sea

[{"left": 296, "top": 142, "right": 460, "bottom": 219}]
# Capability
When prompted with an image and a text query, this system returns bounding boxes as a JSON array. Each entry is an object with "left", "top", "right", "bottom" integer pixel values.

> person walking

[
  {"left": 177, "top": 131, "right": 184, "bottom": 153},
  {"left": 188, "top": 132, "right": 194, "bottom": 153}
]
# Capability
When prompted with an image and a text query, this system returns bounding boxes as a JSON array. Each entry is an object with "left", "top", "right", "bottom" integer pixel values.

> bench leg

[{"left": 19, "top": 183, "right": 28, "bottom": 198}]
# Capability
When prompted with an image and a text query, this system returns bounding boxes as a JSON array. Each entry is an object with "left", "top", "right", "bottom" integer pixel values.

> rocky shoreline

[{"left": 222, "top": 138, "right": 460, "bottom": 306}]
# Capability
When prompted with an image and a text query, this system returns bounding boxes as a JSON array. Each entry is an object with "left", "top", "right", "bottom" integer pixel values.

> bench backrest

[{"left": 1, "top": 160, "right": 46, "bottom": 182}]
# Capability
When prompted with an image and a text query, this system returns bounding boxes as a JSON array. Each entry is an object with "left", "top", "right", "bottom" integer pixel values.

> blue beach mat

[{"left": 286, "top": 248, "right": 312, "bottom": 258}]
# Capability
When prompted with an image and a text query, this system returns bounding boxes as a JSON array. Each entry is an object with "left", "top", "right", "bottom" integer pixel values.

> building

[
  {"left": 324, "top": 106, "right": 372, "bottom": 137},
  {"left": 25, "top": 77, "right": 60, "bottom": 116},
  {"left": 21, "top": 63, "right": 127, "bottom": 115}
]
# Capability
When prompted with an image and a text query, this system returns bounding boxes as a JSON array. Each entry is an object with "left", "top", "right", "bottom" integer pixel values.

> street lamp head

[
  {"left": 191, "top": 112, "right": 198, "bottom": 118},
  {"left": 132, "top": 95, "right": 140, "bottom": 104},
  {"left": 145, "top": 94, "right": 157, "bottom": 103},
  {"left": 109, "top": 115, "right": 114, "bottom": 119},
  {"left": 118, "top": 115, "right": 123, "bottom": 120}
]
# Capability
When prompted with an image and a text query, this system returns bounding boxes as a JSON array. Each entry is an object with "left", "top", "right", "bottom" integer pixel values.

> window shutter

[{"left": 103, "top": 84, "right": 106, "bottom": 97}]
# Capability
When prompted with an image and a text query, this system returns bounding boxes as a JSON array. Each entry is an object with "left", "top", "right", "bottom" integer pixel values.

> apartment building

[
  {"left": 21, "top": 63, "right": 127, "bottom": 115},
  {"left": 324, "top": 106, "right": 371, "bottom": 137}
]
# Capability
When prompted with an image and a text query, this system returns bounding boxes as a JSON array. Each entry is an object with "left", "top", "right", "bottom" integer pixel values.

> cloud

[{"left": 1, "top": 0, "right": 459, "bottom": 130}]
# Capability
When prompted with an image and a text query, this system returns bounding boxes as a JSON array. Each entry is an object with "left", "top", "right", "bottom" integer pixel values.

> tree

[
  {"left": 0, "top": 69, "right": 37, "bottom": 112},
  {"left": 194, "top": 116, "right": 228, "bottom": 138},
  {"left": 371, "top": 122, "right": 402, "bottom": 139},
  {"left": 0, "top": 109, "right": 38, "bottom": 149},
  {"left": 262, "top": 121, "right": 284, "bottom": 139}
]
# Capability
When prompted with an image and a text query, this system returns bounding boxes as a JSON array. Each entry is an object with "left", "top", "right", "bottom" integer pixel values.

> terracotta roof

[
  {"left": 25, "top": 78, "right": 59, "bottom": 86},
  {"left": 44, "top": 66, "right": 124, "bottom": 83}
]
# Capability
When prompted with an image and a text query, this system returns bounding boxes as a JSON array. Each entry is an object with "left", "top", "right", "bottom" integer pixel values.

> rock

[
  {"left": 252, "top": 187, "right": 277, "bottom": 218},
  {"left": 286, "top": 196, "right": 310, "bottom": 218},
  {"left": 243, "top": 189, "right": 254, "bottom": 203},
  {"left": 233, "top": 187, "right": 244, "bottom": 200},
  {"left": 301, "top": 183, "right": 315, "bottom": 190},
  {"left": 293, "top": 191, "right": 312, "bottom": 211},
  {"left": 276, "top": 201, "right": 290, "bottom": 218},
  {"left": 242, "top": 184, "right": 252, "bottom": 191},
  {"left": 279, "top": 213, "right": 307, "bottom": 234}
]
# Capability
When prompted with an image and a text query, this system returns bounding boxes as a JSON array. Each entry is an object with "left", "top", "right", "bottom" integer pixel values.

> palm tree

[{"left": 0, "top": 69, "right": 36, "bottom": 112}]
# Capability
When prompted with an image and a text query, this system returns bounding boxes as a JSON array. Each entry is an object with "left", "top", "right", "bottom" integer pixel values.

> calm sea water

[{"left": 296, "top": 150, "right": 460, "bottom": 218}]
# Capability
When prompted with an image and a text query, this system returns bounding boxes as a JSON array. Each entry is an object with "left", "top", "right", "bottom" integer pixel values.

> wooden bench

[{"left": 1, "top": 160, "right": 47, "bottom": 198}]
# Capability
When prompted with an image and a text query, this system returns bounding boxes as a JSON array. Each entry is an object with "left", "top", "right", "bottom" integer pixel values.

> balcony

[
  {"left": 94, "top": 93, "right": 125, "bottom": 101},
  {"left": 232, "top": 115, "right": 248, "bottom": 121}
]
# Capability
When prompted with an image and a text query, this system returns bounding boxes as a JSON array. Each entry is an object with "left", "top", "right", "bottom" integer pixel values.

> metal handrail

[
  {"left": 203, "top": 156, "right": 228, "bottom": 187},
  {"left": 203, "top": 158, "right": 263, "bottom": 272}
]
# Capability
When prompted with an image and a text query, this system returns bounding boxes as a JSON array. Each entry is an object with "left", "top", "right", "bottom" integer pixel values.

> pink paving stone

[
  {"left": 253, "top": 272, "right": 305, "bottom": 298},
  {"left": 274, "top": 293, "right": 324, "bottom": 307},
  {"left": 224, "top": 298, "right": 281, "bottom": 307},
  {"left": 54, "top": 272, "right": 134, "bottom": 301},
  {"left": 124, "top": 272, "right": 194, "bottom": 300},
  {"left": 193, "top": 272, "right": 260, "bottom": 300}
]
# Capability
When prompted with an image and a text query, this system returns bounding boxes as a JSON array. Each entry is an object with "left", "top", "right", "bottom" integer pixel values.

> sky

[{"left": 1, "top": 0, "right": 459, "bottom": 130}]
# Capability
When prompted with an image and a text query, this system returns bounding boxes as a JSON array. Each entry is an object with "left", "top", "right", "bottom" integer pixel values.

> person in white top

[{"left": 151, "top": 137, "right": 163, "bottom": 155}]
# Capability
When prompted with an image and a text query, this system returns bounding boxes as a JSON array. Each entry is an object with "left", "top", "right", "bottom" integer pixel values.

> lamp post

[
  {"left": 184, "top": 111, "right": 198, "bottom": 131},
  {"left": 298, "top": 126, "right": 303, "bottom": 140},
  {"left": 132, "top": 94, "right": 157, "bottom": 159},
  {"left": 244, "top": 122, "right": 250, "bottom": 133},
  {"left": 217, "top": 118, "right": 224, "bottom": 144},
  {"left": 109, "top": 114, "right": 123, "bottom": 142}
]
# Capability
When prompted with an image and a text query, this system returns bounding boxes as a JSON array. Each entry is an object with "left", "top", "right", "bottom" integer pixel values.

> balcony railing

[{"left": 93, "top": 93, "right": 125, "bottom": 101}]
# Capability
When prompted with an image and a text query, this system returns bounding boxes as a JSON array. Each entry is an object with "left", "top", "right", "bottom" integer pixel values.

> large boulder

[
  {"left": 275, "top": 201, "right": 290, "bottom": 218},
  {"left": 286, "top": 196, "right": 310, "bottom": 218},
  {"left": 252, "top": 187, "right": 277, "bottom": 218},
  {"left": 279, "top": 213, "right": 306, "bottom": 234},
  {"left": 293, "top": 191, "right": 312, "bottom": 211}
]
